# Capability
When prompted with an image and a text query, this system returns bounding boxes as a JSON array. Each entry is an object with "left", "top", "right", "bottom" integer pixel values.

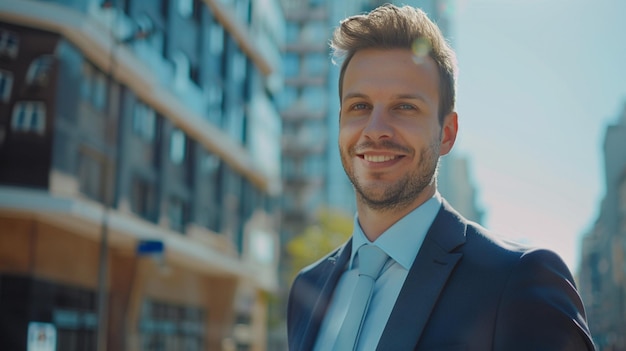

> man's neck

[{"left": 357, "top": 188, "right": 436, "bottom": 242}]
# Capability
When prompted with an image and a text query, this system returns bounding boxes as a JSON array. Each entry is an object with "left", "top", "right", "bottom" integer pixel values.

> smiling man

[{"left": 287, "top": 4, "right": 595, "bottom": 351}]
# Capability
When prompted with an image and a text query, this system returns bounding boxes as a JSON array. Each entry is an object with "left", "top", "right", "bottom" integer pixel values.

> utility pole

[
  {"left": 95, "top": 2, "right": 156, "bottom": 349},
  {"left": 95, "top": 1, "right": 118, "bottom": 348}
]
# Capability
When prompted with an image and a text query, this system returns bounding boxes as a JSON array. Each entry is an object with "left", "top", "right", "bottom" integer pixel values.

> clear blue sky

[{"left": 451, "top": 0, "right": 626, "bottom": 272}]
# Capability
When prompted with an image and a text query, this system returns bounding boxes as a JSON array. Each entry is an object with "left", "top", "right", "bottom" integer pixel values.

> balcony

[
  {"left": 284, "top": 73, "right": 326, "bottom": 87},
  {"left": 284, "top": 41, "right": 327, "bottom": 53},
  {"left": 280, "top": 103, "right": 326, "bottom": 122},
  {"left": 283, "top": 173, "right": 323, "bottom": 190},
  {"left": 284, "top": 5, "right": 328, "bottom": 22},
  {"left": 282, "top": 133, "right": 326, "bottom": 157}
]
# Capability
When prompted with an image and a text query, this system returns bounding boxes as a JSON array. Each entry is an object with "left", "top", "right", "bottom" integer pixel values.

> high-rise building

[
  {"left": 578, "top": 102, "right": 626, "bottom": 350},
  {"left": 0, "top": 0, "right": 283, "bottom": 350},
  {"left": 438, "top": 155, "right": 484, "bottom": 223}
]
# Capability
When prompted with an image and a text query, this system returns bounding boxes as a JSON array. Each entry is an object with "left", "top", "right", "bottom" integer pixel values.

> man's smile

[{"left": 362, "top": 154, "right": 399, "bottom": 163}]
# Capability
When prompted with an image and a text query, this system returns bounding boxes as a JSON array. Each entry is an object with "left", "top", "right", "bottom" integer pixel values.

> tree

[{"left": 286, "top": 207, "right": 353, "bottom": 281}]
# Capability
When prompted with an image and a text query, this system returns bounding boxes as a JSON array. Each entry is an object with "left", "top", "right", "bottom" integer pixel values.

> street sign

[{"left": 136, "top": 239, "right": 164, "bottom": 255}]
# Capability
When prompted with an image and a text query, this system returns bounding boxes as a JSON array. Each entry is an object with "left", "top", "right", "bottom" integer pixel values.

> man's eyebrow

[
  {"left": 342, "top": 93, "right": 429, "bottom": 104},
  {"left": 391, "top": 93, "right": 428, "bottom": 103},
  {"left": 342, "top": 92, "right": 368, "bottom": 102}
]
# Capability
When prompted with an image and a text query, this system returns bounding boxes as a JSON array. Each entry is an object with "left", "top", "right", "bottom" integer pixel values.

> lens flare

[{"left": 412, "top": 38, "right": 431, "bottom": 64}]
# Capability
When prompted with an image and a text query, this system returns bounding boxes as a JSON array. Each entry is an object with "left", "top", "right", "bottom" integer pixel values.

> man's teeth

[{"left": 364, "top": 155, "right": 397, "bottom": 162}]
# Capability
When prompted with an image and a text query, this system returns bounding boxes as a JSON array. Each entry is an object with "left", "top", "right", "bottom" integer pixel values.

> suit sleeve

[{"left": 493, "top": 248, "right": 596, "bottom": 351}]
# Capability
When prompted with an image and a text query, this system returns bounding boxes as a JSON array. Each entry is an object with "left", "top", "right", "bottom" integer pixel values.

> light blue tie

[{"left": 333, "top": 244, "right": 389, "bottom": 351}]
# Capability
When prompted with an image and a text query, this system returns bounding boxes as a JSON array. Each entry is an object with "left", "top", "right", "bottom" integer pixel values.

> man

[{"left": 287, "top": 4, "right": 595, "bottom": 351}]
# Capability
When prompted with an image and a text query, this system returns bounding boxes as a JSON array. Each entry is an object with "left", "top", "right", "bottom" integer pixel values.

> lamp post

[
  {"left": 95, "top": 3, "right": 119, "bottom": 349},
  {"left": 95, "top": 2, "right": 155, "bottom": 350}
]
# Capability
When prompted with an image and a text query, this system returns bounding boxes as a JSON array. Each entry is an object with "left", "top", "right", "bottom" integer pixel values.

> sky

[{"left": 450, "top": 0, "right": 626, "bottom": 272}]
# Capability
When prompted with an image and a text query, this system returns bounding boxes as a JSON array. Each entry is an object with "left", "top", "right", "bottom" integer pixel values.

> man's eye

[
  {"left": 397, "top": 104, "right": 416, "bottom": 110},
  {"left": 351, "top": 103, "right": 369, "bottom": 110}
]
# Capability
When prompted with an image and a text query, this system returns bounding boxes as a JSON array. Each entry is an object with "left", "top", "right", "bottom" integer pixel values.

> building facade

[
  {"left": 578, "top": 102, "right": 626, "bottom": 350},
  {"left": 0, "top": 0, "right": 283, "bottom": 350},
  {"left": 438, "top": 155, "right": 484, "bottom": 223}
]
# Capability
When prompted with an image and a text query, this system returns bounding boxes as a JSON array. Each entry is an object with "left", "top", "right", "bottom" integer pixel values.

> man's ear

[{"left": 439, "top": 111, "right": 458, "bottom": 156}]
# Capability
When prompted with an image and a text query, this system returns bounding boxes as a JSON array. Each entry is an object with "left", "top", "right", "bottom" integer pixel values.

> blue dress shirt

[{"left": 313, "top": 193, "right": 442, "bottom": 351}]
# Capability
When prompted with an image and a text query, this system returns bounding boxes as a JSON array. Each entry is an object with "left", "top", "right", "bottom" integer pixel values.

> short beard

[{"left": 345, "top": 140, "right": 440, "bottom": 213}]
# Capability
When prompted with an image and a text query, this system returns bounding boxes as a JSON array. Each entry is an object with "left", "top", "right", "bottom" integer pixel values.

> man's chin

[{"left": 356, "top": 187, "right": 399, "bottom": 209}]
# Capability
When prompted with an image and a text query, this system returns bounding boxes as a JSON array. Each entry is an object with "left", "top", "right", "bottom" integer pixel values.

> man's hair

[{"left": 331, "top": 4, "right": 457, "bottom": 123}]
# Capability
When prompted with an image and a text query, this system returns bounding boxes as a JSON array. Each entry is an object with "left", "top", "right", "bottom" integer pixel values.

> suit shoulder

[
  {"left": 294, "top": 244, "right": 347, "bottom": 283},
  {"left": 457, "top": 221, "right": 580, "bottom": 281},
  {"left": 305, "top": 244, "right": 344, "bottom": 269},
  {"left": 464, "top": 221, "right": 534, "bottom": 258}
]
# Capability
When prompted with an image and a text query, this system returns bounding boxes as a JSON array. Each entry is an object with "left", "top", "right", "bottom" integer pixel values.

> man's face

[{"left": 339, "top": 48, "right": 457, "bottom": 212}]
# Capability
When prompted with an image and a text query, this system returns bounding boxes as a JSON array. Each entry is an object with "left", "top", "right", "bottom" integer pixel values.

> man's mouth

[{"left": 363, "top": 154, "right": 399, "bottom": 163}]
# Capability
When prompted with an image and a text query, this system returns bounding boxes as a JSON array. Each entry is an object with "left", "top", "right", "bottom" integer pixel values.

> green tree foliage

[{"left": 286, "top": 207, "right": 353, "bottom": 281}]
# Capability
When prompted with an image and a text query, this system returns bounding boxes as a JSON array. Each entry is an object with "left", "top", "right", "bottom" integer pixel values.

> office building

[
  {"left": 0, "top": 0, "right": 283, "bottom": 350},
  {"left": 578, "top": 102, "right": 626, "bottom": 350}
]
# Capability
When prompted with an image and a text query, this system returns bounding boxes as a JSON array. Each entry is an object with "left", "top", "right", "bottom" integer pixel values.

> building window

[
  {"left": 26, "top": 55, "right": 55, "bottom": 87},
  {"left": 80, "top": 63, "right": 107, "bottom": 111},
  {"left": 133, "top": 101, "right": 156, "bottom": 141},
  {"left": 0, "top": 29, "right": 19, "bottom": 59},
  {"left": 54, "top": 309, "right": 97, "bottom": 351},
  {"left": 80, "top": 64, "right": 93, "bottom": 102},
  {"left": 200, "top": 153, "right": 219, "bottom": 174},
  {"left": 209, "top": 24, "right": 224, "bottom": 57},
  {"left": 286, "top": 22, "right": 299, "bottom": 42},
  {"left": 131, "top": 177, "right": 156, "bottom": 222},
  {"left": 226, "top": 104, "right": 244, "bottom": 143},
  {"left": 136, "top": 14, "right": 165, "bottom": 54},
  {"left": 169, "top": 128, "right": 186, "bottom": 164},
  {"left": 283, "top": 53, "right": 299, "bottom": 78},
  {"left": 302, "top": 86, "right": 325, "bottom": 110},
  {"left": 92, "top": 70, "right": 107, "bottom": 110},
  {"left": 231, "top": 52, "right": 246, "bottom": 84},
  {"left": 172, "top": 51, "right": 190, "bottom": 91},
  {"left": 206, "top": 83, "right": 223, "bottom": 124},
  {"left": 172, "top": 51, "right": 200, "bottom": 87},
  {"left": 177, "top": 0, "right": 193, "bottom": 18},
  {"left": 51, "top": 285, "right": 97, "bottom": 351},
  {"left": 190, "top": 64, "right": 201, "bottom": 86},
  {"left": 301, "top": 21, "right": 327, "bottom": 43},
  {"left": 11, "top": 101, "right": 46, "bottom": 135},
  {"left": 0, "top": 69, "right": 13, "bottom": 103},
  {"left": 77, "top": 150, "right": 105, "bottom": 202},
  {"left": 235, "top": 0, "right": 250, "bottom": 22},
  {"left": 277, "top": 88, "right": 297, "bottom": 111},
  {"left": 139, "top": 300, "right": 205, "bottom": 351},
  {"left": 168, "top": 196, "right": 188, "bottom": 233},
  {"left": 304, "top": 52, "right": 326, "bottom": 76}
]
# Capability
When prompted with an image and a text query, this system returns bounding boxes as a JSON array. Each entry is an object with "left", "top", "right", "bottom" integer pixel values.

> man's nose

[{"left": 363, "top": 106, "right": 393, "bottom": 140}]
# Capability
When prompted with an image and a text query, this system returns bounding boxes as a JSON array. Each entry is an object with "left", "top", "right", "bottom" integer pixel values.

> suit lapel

[
  {"left": 298, "top": 239, "right": 352, "bottom": 351},
  {"left": 377, "top": 201, "right": 466, "bottom": 350}
]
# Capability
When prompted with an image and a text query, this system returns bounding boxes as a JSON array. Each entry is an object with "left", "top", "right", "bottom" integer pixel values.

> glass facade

[{"left": 0, "top": 0, "right": 282, "bottom": 349}]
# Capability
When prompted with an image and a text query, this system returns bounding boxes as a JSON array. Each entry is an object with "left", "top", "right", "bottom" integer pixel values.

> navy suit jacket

[{"left": 287, "top": 200, "right": 595, "bottom": 350}]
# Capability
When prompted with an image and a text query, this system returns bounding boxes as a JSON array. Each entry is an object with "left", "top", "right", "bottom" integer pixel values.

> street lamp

[{"left": 95, "top": 2, "right": 156, "bottom": 350}]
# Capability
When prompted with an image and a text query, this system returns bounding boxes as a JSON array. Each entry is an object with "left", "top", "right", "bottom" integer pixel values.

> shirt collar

[{"left": 350, "top": 192, "right": 442, "bottom": 270}]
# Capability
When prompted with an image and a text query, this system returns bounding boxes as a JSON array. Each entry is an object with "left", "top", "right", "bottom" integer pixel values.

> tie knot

[{"left": 357, "top": 245, "right": 389, "bottom": 280}]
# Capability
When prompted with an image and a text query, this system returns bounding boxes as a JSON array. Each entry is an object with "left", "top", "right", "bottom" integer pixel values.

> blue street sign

[{"left": 136, "top": 240, "right": 164, "bottom": 255}]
